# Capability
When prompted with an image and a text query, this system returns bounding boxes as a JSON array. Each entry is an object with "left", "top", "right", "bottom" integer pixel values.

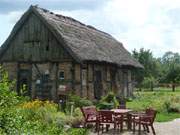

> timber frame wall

[{"left": 2, "top": 61, "right": 133, "bottom": 101}]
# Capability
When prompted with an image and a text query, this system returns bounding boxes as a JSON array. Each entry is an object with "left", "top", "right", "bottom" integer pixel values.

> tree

[
  {"left": 160, "top": 52, "right": 180, "bottom": 91},
  {"left": 132, "top": 48, "right": 160, "bottom": 90}
]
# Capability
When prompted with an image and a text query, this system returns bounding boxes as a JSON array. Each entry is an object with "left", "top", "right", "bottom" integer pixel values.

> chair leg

[
  {"left": 151, "top": 125, "right": 156, "bottom": 135},
  {"left": 133, "top": 121, "right": 135, "bottom": 133},
  {"left": 114, "top": 123, "right": 116, "bottom": 134},
  {"left": 97, "top": 123, "right": 100, "bottom": 135},
  {"left": 84, "top": 122, "right": 86, "bottom": 128},
  {"left": 143, "top": 125, "right": 146, "bottom": 131},
  {"left": 120, "top": 121, "right": 123, "bottom": 132},
  {"left": 102, "top": 124, "right": 104, "bottom": 133},
  {"left": 138, "top": 123, "right": 141, "bottom": 135},
  {"left": 106, "top": 124, "right": 110, "bottom": 132},
  {"left": 146, "top": 125, "right": 149, "bottom": 133},
  {"left": 95, "top": 122, "right": 98, "bottom": 132}
]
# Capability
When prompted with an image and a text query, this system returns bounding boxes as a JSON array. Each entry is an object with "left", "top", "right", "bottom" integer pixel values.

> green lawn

[{"left": 127, "top": 88, "right": 180, "bottom": 122}]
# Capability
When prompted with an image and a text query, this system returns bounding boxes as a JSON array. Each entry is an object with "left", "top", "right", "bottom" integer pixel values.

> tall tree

[
  {"left": 132, "top": 48, "right": 160, "bottom": 90},
  {"left": 160, "top": 52, "right": 180, "bottom": 91}
]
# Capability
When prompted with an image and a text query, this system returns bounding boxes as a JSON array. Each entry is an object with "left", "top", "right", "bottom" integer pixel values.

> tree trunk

[
  {"left": 172, "top": 83, "right": 175, "bottom": 92},
  {"left": 150, "top": 81, "right": 153, "bottom": 91}
]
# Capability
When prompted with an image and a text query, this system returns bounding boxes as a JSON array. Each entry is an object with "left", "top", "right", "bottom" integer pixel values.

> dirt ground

[{"left": 89, "top": 118, "right": 180, "bottom": 135}]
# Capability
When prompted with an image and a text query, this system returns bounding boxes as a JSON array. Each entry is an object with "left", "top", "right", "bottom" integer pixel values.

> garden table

[{"left": 111, "top": 109, "right": 133, "bottom": 130}]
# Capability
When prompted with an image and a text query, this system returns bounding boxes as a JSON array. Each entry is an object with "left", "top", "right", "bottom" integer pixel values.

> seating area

[{"left": 81, "top": 106, "right": 157, "bottom": 135}]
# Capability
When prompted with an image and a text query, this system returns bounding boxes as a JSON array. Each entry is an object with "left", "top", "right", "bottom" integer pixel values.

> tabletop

[{"left": 111, "top": 109, "right": 132, "bottom": 114}]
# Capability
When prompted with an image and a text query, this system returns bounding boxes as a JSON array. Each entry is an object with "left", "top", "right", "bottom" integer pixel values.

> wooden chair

[
  {"left": 114, "top": 112, "right": 124, "bottom": 132},
  {"left": 97, "top": 110, "right": 115, "bottom": 134},
  {"left": 117, "top": 100, "right": 128, "bottom": 129},
  {"left": 81, "top": 106, "right": 98, "bottom": 128},
  {"left": 132, "top": 108, "right": 157, "bottom": 135}
]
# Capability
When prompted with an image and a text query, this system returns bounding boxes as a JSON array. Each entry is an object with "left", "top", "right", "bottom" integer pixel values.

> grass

[
  {"left": 127, "top": 88, "right": 180, "bottom": 122},
  {"left": 156, "top": 113, "right": 180, "bottom": 122}
]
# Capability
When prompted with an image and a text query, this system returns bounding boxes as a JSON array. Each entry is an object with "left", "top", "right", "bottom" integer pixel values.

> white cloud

[
  {"left": 1, "top": 0, "right": 180, "bottom": 57},
  {"left": 0, "top": 11, "right": 23, "bottom": 45}
]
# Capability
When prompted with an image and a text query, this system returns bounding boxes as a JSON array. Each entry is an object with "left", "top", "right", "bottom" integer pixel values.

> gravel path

[
  {"left": 154, "top": 118, "right": 180, "bottom": 135},
  {"left": 89, "top": 118, "right": 180, "bottom": 135}
]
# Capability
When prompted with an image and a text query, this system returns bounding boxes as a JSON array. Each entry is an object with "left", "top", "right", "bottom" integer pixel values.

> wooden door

[
  {"left": 94, "top": 70, "right": 103, "bottom": 99},
  {"left": 122, "top": 71, "right": 129, "bottom": 97},
  {"left": 110, "top": 68, "right": 117, "bottom": 91},
  {"left": 17, "top": 69, "right": 31, "bottom": 96}
]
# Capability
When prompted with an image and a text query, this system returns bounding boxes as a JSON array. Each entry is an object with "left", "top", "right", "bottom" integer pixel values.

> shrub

[
  {"left": 73, "top": 107, "right": 83, "bottom": 117},
  {"left": 20, "top": 99, "right": 57, "bottom": 110},
  {"left": 68, "top": 94, "right": 93, "bottom": 108},
  {"left": 0, "top": 67, "right": 27, "bottom": 108},
  {"left": 163, "top": 96, "right": 180, "bottom": 113},
  {"left": 0, "top": 67, "right": 90, "bottom": 134},
  {"left": 70, "top": 117, "right": 84, "bottom": 128},
  {"left": 97, "top": 91, "right": 119, "bottom": 109}
]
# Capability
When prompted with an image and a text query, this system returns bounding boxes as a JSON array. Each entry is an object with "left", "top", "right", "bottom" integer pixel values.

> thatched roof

[{"left": 0, "top": 6, "right": 143, "bottom": 68}]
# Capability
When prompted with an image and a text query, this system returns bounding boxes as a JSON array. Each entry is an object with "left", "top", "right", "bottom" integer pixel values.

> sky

[{"left": 0, "top": 0, "right": 180, "bottom": 57}]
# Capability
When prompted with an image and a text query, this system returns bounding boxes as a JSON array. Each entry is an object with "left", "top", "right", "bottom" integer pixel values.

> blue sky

[{"left": 0, "top": 0, "right": 180, "bottom": 57}]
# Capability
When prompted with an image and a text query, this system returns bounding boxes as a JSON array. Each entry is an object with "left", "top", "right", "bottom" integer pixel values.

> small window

[
  {"left": 46, "top": 45, "right": 49, "bottom": 51},
  {"left": 59, "top": 71, "right": 65, "bottom": 80}
]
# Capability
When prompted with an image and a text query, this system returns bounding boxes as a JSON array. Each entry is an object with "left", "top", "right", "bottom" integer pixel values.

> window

[
  {"left": 59, "top": 71, "right": 65, "bottom": 80},
  {"left": 46, "top": 45, "right": 49, "bottom": 51}
]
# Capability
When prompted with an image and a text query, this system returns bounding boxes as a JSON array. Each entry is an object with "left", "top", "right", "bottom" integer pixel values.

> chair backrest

[
  {"left": 81, "top": 106, "right": 97, "bottom": 119},
  {"left": 98, "top": 110, "right": 114, "bottom": 123},
  {"left": 145, "top": 108, "right": 157, "bottom": 123}
]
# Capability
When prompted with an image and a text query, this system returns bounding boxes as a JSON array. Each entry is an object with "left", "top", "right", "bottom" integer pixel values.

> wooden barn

[{"left": 0, "top": 6, "right": 142, "bottom": 101}]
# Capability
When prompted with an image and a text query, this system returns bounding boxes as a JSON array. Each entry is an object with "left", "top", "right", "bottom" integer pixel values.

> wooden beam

[{"left": 80, "top": 64, "right": 82, "bottom": 97}]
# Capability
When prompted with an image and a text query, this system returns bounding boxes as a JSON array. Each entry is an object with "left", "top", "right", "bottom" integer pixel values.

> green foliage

[
  {"left": 0, "top": 67, "right": 86, "bottom": 135},
  {"left": 132, "top": 49, "right": 180, "bottom": 91},
  {"left": 132, "top": 48, "right": 160, "bottom": 89},
  {"left": 0, "top": 67, "right": 27, "bottom": 108},
  {"left": 97, "top": 91, "right": 119, "bottom": 109},
  {"left": 67, "top": 94, "right": 93, "bottom": 108},
  {"left": 159, "top": 52, "right": 180, "bottom": 91},
  {"left": 127, "top": 91, "right": 180, "bottom": 122},
  {"left": 141, "top": 76, "right": 158, "bottom": 90},
  {"left": 74, "top": 107, "right": 83, "bottom": 117},
  {"left": 163, "top": 96, "right": 180, "bottom": 113}
]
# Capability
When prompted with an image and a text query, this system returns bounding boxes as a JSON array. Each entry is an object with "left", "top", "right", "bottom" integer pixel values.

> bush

[
  {"left": 0, "top": 67, "right": 89, "bottom": 134},
  {"left": 68, "top": 94, "right": 93, "bottom": 108},
  {"left": 74, "top": 107, "right": 83, "bottom": 117},
  {"left": 164, "top": 96, "right": 180, "bottom": 113},
  {"left": 97, "top": 91, "right": 119, "bottom": 109},
  {"left": 0, "top": 68, "right": 28, "bottom": 108},
  {"left": 141, "top": 77, "right": 158, "bottom": 90},
  {"left": 97, "top": 101, "right": 114, "bottom": 110}
]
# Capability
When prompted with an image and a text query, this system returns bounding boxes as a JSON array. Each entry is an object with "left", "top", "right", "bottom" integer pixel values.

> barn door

[
  {"left": 94, "top": 70, "right": 103, "bottom": 99},
  {"left": 18, "top": 69, "right": 31, "bottom": 96}
]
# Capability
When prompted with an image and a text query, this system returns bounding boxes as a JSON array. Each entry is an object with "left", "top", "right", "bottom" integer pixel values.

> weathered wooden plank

[{"left": 1, "top": 12, "right": 73, "bottom": 62}]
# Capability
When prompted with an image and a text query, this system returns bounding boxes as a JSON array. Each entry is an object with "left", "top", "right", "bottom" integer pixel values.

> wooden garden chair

[
  {"left": 97, "top": 110, "right": 115, "bottom": 134},
  {"left": 131, "top": 108, "right": 157, "bottom": 135},
  {"left": 81, "top": 106, "right": 98, "bottom": 128},
  {"left": 114, "top": 112, "right": 124, "bottom": 132}
]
